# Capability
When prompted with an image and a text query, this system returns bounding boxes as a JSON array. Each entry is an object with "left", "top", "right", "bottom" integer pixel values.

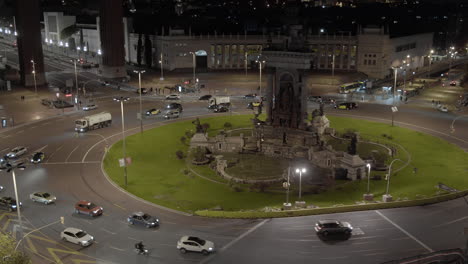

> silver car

[
  {"left": 30, "top": 192, "right": 56, "bottom": 204},
  {"left": 61, "top": 227, "right": 94, "bottom": 247},
  {"left": 82, "top": 104, "right": 98, "bottom": 111},
  {"left": 6, "top": 146, "right": 27, "bottom": 158}
]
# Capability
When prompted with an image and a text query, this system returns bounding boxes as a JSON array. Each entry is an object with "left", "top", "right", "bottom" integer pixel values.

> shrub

[
  {"left": 251, "top": 182, "right": 269, "bottom": 192},
  {"left": 193, "top": 147, "right": 207, "bottom": 162},
  {"left": 201, "top": 123, "right": 210, "bottom": 133},
  {"left": 175, "top": 150, "right": 185, "bottom": 160},
  {"left": 223, "top": 122, "right": 232, "bottom": 130},
  {"left": 185, "top": 130, "right": 194, "bottom": 138},
  {"left": 231, "top": 184, "right": 243, "bottom": 192},
  {"left": 180, "top": 136, "right": 187, "bottom": 145}
]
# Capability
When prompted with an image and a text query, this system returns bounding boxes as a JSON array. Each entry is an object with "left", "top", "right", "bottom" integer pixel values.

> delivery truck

[{"left": 75, "top": 112, "right": 112, "bottom": 132}]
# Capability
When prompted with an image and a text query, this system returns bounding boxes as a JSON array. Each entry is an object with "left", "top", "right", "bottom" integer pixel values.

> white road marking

[
  {"left": 16, "top": 130, "right": 24, "bottom": 134},
  {"left": 46, "top": 144, "right": 63, "bottom": 162},
  {"left": 364, "top": 252, "right": 387, "bottom": 256},
  {"left": 320, "top": 256, "right": 349, "bottom": 260},
  {"left": 33, "top": 145, "right": 48, "bottom": 153},
  {"left": 31, "top": 126, "right": 37, "bottom": 129},
  {"left": 352, "top": 227, "right": 365, "bottom": 235},
  {"left": 375, "top": 210, "right": 433, "bottom": 252},
  {"left": 42, "top": 161, "right": 100, "bottom": 165},
  {"left": 101, "top": 228, "right": 116, "bottom": 235},
  {"left": 433, "top": 215, "right": 468, "bottom": 228},
  {"left": 128, "top": 237, "right": 140, "bottom": 241},
  {"left": 1, "top": 148, "right": 9, "bottom": 153},
  {"left": 199, "top": 219, "right": 268, "bottom": 264},
  {"left": 109, "top": 245, "right": 125, "bottom": 251},
  {"left": 65, "top": 145, "right": 80, "bottom": 162}
]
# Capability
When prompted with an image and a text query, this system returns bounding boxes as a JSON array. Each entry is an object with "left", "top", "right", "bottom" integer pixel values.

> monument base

[
  {"left": 294, "top": 201, "right": 307, "bottom": 208},
  {"left": 363, "top": 193, "right": 374, "bottom": 201},
  {"left": 382, "top": 194, "right": 393, "bottom": 202},
  {"left": 283, "top": 203, "right": 292, "bottom": 210}
]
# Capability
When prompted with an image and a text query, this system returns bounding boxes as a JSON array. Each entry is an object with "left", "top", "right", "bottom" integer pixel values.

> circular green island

[{"left": 103, "top": 115, "right": 468, "bottom": 218}]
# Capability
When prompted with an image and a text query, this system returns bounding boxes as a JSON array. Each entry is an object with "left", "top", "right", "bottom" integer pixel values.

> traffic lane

[
  {"left": 371, "top": 198, "right": 468, "bottom": 251},
  {"left": 206, "top": 210, "right": 431, "bottom": 264}
]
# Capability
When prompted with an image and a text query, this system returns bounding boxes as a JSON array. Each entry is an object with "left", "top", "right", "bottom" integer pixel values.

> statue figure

[
  {"left": 319, "top": 103, "right": 324, "bottom": 116},
  {"left": 347, "top": 134, "right": 358, "bottom": 155}
]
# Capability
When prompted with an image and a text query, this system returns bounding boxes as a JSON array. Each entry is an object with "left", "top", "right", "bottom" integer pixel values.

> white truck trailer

[
  {"left": 208, "top": 96, "right": 230, "bottom": 108},
  {"left": 75, "top": 112, "right": 112, "bottom": 132}
]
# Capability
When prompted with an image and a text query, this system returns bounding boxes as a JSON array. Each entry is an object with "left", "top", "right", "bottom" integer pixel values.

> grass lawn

[{"left": 103, "top": 115, "right": 468, "bottom": 213}]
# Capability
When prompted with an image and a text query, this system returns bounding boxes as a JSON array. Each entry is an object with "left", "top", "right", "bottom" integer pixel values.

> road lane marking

[
  {"left": 375, "top": 210, "right": 433, "bottom": 252},
  {"left": 42, "top": 161, "right": 100, "bottom": 165},
  {"left": 1, "top": 148, "right": 9, "bottom": 152},
  {"left": 199, "top": 219, "right": 268, "bottom": 264},
  {"left": 65, "top": 145, "right": 80, "bottom": 162},
  {"left": 46, "top": 144, "right": 64, "bottom": 162},
  {"left": 364, "top": 252, "right": 387, "bottom": 256},
  {"left": 100, "top": 228, "right": 116, "bottom": 235},
  {"left": 113, "top": 203, "right": 126, "bottom": 211},
  {"left": 33, "top": 145, "right": 48, "bottom": 153},
  {"left": 432, "top": 215, "right": 468, "bottom": 228},
  {"left": 17, "top": 130, "right": 24, "bottom": 134},
  {"left": 128, "top": 237, "right": 140, "bottom": 241},
  {"left": 109, "top": 246, "right": 125, "bottom": 251}
]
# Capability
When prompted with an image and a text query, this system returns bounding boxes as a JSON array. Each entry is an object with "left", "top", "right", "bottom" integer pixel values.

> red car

[{"left": 74, "top": 200, "right": 103, "bottom": 217}]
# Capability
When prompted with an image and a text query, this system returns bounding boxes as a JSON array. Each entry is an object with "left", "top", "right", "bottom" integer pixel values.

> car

[
  {"left": 30, "top": 152, "right": 45, "bottom": 164},
  {"left": 61, "top": 227, "right": 94, "bottom": 247},
  {"left": 101, "top": 81, "right": 110, "bottom": 86},
  {"left": 438, "top": 105, "right": 449, "bottom": 112},
  {"left": 41, "top": 99, "right": 53, "bottom": 106},
  {"left": 335, "top": 102, "right": 358, "bottom": 110},
  {"left": 164, "top": 110, "right": 180, "bottom": 119},
  {"left": 166, "top": 94, "right": 181, "bottom": 100},
  {"left": 60, "top": 88, "right": 72, "bottom": 95},
  {"left": 127, "top": 212, "right": 160, "bottom": 228},
  {"left": 74, "top": 200, "right": 103, "bottom": 217},
  {"left": 0, "top": 197, "right": 22, "bottom": 212},
  {"left": 166, "top": 103, "right": 183, "bottom": 112},
  {"left": 82, "top": 104, "right": 98, "bottom": 111},
  {"left": 308, "top": 95, "right": 322, "bottom": 102},
  {"left": 0, "top": 185, "right": 3, "bottom": 192},
  {"left": 6, "top": 146, "right": 27, "bottom": 158},
  {"left": 315, "top": 220, "right": 353, "bottom": 236},
  {"left": 30, "top": 192, "right": 56, "bottom": 204},
  {"left": 136, "top": 88, "right": 148, "bottom": 94},
  {"left": 198, "top": 95, "right": 212, "bottom": 100},
  {"left": 53, "top": 100, "right": 74, "bottom": 109},
  {"left": 177, "top": 236, "right": 215, "bottom": 255},
  {"left": 247, "top": 101, "right": 262, "bottom": 109},
  {"left": 450, "top": 81, "right": 457, "bottom": 86},
  {"left": 244, "top": 94, "right": 257, "bottom": 99},
  {"left": 145, "top": 108, "right": 161, "bottom": 116},
  {"left": 213, "top": 105, "right": 229, "bottom": 113}
]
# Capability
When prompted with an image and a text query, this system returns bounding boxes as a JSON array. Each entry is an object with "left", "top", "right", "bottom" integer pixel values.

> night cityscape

[{"left": 0, "top": 0, "right": 468, "bottom": 263}]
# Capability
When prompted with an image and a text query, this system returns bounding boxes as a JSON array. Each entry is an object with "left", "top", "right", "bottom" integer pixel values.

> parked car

[
  {"left": 308, "top": 95, "right": 323, "bottom": 102},
  {"left": 136, "top": 88, "right": 148, "bottom": 94},
  {"left": 164, "top": 110, "right": 180, "bottom": 119},
  {"left": 30, "top": 192, "right": 56, "bottom": 204},
  {"left": 101, "top": 81, "right": 110, "bottom": 86},
  {"left": 41, "top": 99, "right": 53, "bottom": 107},
  {"left": 61, "top": 227, "right": 94, "bottom": 247},
  {"left": 177, "top": 236, "right": 215, "bottom": 255},
  {"left": 145, "top": 108, "right": 161, "bottom": 116},
  {"left": 0, "top": 197, "right": 22, "bottom": 212},
  {"left": 127, "top": 212, "right": 160, "bottom": 228},
  {"left": 166, "top": 94, "right": 181, "bottom": 100},
  {"left": 315, "top": 220, "right": 353, "bottom": 236},
  {"left": 82, "top": 104, "right": 98, "bottom": 111},
  {"left": 74, "top": 200, "right": 103, "bottom": 217},
  {"left": 244, "top": 94, "right": 257, "bottom": 99},
  {"left": 6, "top": 146, "right": 27, "bottom": 158},
  {"left": 166, "top": 103, "right": 183, "bottom": 112},
  {"left": 30, "top": 152, "right": 45, "bottom": 164},
  {"left": 450, "top": 81, "right": 457, "bottom": 86},
  {"left": 198, "top": 95, "right": 212, "bottom": 100},
  {"left": 335, "top": 102, "right": 358, "bottom": 110},
  {"left": 53, "top": 100, "right": 74, "bottom": 109},
  {"left": 438, "top": 105, "right": 449, "bottom": 112}
]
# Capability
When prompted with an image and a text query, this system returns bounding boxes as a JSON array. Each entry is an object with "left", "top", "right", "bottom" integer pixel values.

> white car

[
  {"left": 61, "top": 227, "right": 94, "bottom": 247},
  {"left": 82, "top": 104, "right": 98, "bottom": 111},
  {"left": 30, "top": 192, "right": 56, "bottom": 204},
  {"left": 177, "top": 236, "right": 215, "bottom": 255},
  {"left": 437, "top": 105, "right": 449, "bottom": 112},
  {"left": 6, "top": 147, "right": 27, "bottom": 158},
  {"left": 166, "top": 94, "right": 181, "bottom": 100}
]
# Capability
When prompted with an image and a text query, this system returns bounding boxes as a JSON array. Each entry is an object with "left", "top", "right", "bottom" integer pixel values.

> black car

[
  {"left": 31, "top": 152, "right": 45, "bottom": 164},
  {"left": 214, "top": 105, "right": 229, "bottom": 113},
  {"left": 53, "top": 100, "right": 74, "bottom": 109},
  {"left": 0, "top": 197, "right": 22, "bottom": 212},
  {"left": 335, "top": 102, "right": 358, "bottom": 110},
  {"left": 244, "top": 94, "right": 257, "bottom": 99},
  {"left": 136, "top": 88, "right": 148, "bottom": 94},
  {"left": 127, "top": 212, "right": 160, "bottom": 228},
  {"left": 315, "top": 220, "right": 353, "bottom": 236},
  {"left": 198, "top": 95, "right": 212, "bottom": 100},
  {"left": 166, "top": 103, "right": 183, "bottom": 112}
]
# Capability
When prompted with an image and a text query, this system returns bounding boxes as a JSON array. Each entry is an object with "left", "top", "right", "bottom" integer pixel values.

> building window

[
  {"left": 218, "top": 143, "right": 222, "bottom": 150},
  {"left": 373, "top": 60, "right": 376, "bottom": 65},
  {"left": 364, "top": 60, "right": 367, "bottom": 65}
]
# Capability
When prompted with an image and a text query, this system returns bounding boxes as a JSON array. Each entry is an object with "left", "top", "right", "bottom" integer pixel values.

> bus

[{"left": 339, "top": 82, "right": 364, "bottom": 94}]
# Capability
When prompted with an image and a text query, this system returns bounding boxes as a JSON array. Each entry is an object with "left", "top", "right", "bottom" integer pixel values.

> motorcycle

[{"left": 134, "top": 247, "right": 149, "bottom": 255}]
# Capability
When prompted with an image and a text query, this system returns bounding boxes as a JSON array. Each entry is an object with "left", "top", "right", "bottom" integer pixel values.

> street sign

[
  {"left": 391, "top": 106, "right": 398, "bottom": 112},
  {"left": 119, "top": 157, "right": 132, "bottom": 167},
  {"left": 137, "top": 113, "right": 141, "bottom": 120}
]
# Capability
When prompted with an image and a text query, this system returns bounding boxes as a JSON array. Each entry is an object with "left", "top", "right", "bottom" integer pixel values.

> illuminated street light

[
  {"left": 295, "top": 168, "right": 306, "bottom": 200},
  {"left": 159, "top": 52, "right": 164, "bottom": 80},
  {"left": 113, "top": 96, "right": 130, "bottom": 187},
  {"left": 383, "top": 159, "right": 402, "bottom": 202},
  {"left": 31, "top": 59, "right": 37, "bottom": 95},
  {"left": 133, "top": 70, "right": 145, "bottom": 133},
  {"left": 189, "top": 52, "right": 196, "bottom": 84},
  {"left": 255, "top": 59, "right": 266, "bottom": 97}
]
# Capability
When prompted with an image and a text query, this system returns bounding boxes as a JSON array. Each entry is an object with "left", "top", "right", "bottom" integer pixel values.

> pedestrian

[
  {"left": 431, "top": 99, "right": 434, "bottom": 105},
  {"left": 361, "top": 96, "right": 364, "bottom": 101},
  {"left": 400, "top": 96, "right": 402, "bottom": 101},
  {"left": 150, "top": 87, "right": 153, "bottom": 93}
]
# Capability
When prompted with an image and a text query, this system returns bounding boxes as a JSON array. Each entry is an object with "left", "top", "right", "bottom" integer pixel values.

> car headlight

[
  {"left": 31, "top": 159, "right": 34, "bottom": 162},
  {"left": 12, "top": 205, "right": 16, "bottom": 208},
  {"left": 208, "top": 247, "right": 213, "bottom": 251},
  {"left": 93, "top": 209, "right": 99, "bottom": 213}
]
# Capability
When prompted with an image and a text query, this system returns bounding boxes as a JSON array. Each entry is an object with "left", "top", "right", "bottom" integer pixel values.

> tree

[
  {"left": 223, "top": 122, "right": 232, "bottom": 131},
  {"left": 136, "top": 33, "right": 143, "bottom": 66},
  {"left": 193, "top": 147, "right": 207, "bottom": 162},
  {"left": 201, "top": 123, "right": 210, "bottom": 133},
  {"left": 347, "top": 134, "right": 358, "bottom": 155},
  {"left": 319, "top": 103, "right": 324, "bottom": 116},
  {"left": 180, "top": 136, "right": 186, "bottom": 145},
  {"left": 144, "top": 35, "right": 152, "bottom": 68},
  {"left": 0, "top": 233, "right": 31, "bottom": 264}
]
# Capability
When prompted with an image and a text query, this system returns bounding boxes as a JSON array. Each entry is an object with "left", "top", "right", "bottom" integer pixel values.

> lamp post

[
  {"left": 256, "top": 59, "right": 265, "bottom": 96},
  {"left": 113, "top": 97, "right": 130, "bottom": 187},
  {"left": 295, "top": 168, "right": 306, "bottom": 200},
  {"left": 159, "top": 53, "right": 164, "bottom": 80},
  {"left": 30, "top": 59, "right": 37, "bottom": 95},
  {"left": 189, "top": 51, "right": 196, "bottom": 84},
  {"left": 0, "top": 162, "right": 26, "bottom": 251},
  {"left": 428, "top": 49, "right": 434, "bottom": 77},
  {"left": 391, "top": 66, "right": 399, "bottom": 127},
  {"left": 133, "top": 70, "right": 145, "bottom": 134},
  {"left": 383, "top": 159, "right": 402, "bottom": 202},
  {"left": 71, "top": 59, "right": 79, "bottom": 106},
  {"left": 366, "top": 163, "right": 371, "bottom": 194},
  {"left": 244, "top": 52, "right": 248, "bottom": 76}
]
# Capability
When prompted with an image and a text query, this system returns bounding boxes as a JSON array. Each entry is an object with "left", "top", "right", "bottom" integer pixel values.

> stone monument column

[
  {"left": 15, "top": 0, "right": 47, "bottom": 87},
  {"left": 99, "top": 0, "right": 126, "bottom": 78}
]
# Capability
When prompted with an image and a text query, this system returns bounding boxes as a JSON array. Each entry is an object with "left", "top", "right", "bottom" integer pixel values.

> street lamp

[
  {"left": 30, "top": 59, "right": 37, "bottom": 95},
  {"left": 0, "top": 162, "right": 26, "bottom": 251},
  {"left": 71, "top": 59, "right": 79, "bottom": 106},
  {"left": 189, "top": 52, "right": 196, "bottom": 84},
  {"left": 390, "top": 66, "right": 400, "bottom": 127},
  {"left": 255, "top": 59, "right": 266, "bottom": 96},
  {"left": 366, "top": 163, "right": 371, "bottom": 194},
  {"left": 428, "top": 49, "right": 434, "bottom": 77},
  {"left": 244, "top": 52, "right": 248, "bottom": 76},
  {"left": 383, "top": 159, "right": 402, "bottom": 202},
  {"left": 159, "top": 53, "right": 164, "bottom": 80},
  {"left": 133, "top": 70, "right": 145, "bottom": 134},
  {"left": 295, "top": 168, "right": 306, "bottom": 200},
  {"left": 113, "top": 97, "right": 130, "bottom": 187}
]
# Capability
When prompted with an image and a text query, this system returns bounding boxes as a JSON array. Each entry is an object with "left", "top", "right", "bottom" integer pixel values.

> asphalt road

[{"left": 1, "top": 46, "right": 468, "bottom": 264}]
